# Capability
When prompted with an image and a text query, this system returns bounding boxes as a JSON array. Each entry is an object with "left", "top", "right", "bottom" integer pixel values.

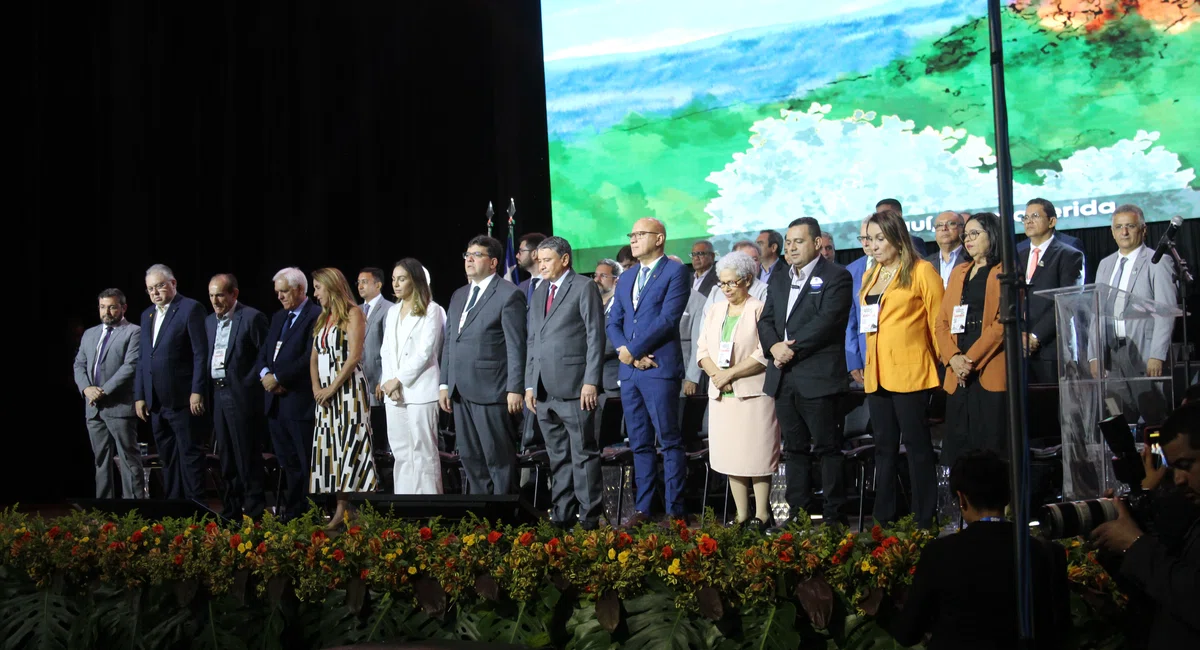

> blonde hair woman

[{"left": 310, "top": 268, "right": 378, "bottom": 529}]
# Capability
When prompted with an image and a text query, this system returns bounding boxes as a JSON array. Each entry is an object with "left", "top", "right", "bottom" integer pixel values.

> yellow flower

[
  {"left": 607, "top": 548, "right": 616, "bottom": 561},
  {"left": 245, "top": 551, "right": 253, "bottom": 558},
  {"left": 385, "top": 553, "right": 396, "bottom": 561},
  {"left": 419, "top": 563, "right": 426, "bottom": 570},
  {"left": 618, "top": 550, "right": 631, "bottom": 565},
  {"left": 140, "top": 526, "right": 149, "bottom": 532},
  {"left": 407, "top": 566, "right": 417, "bottom": 575},
  {"left": 667, "top": 558, "right": 682, "bottom": 575},
  {"left": 464, "top": 534, "right": 477, "bottom": 547},
  {"left": 860, "top": 560, "right": 871, "bottom": 572},
  {"left": 237, "top": 542, "right": 247, "bottom": 553},
  {"left": 80, "top": 537, "right": 89, "bottom": 543},
  {"left": 322, "top": 547, "right": 330, "bottom": 556},
  {"left": 155, "top": 537, "right": 161, "bottom": 545}
]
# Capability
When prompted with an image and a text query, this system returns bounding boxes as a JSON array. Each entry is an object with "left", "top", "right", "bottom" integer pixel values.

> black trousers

[
  {"left": 268, "top": 414, "right": 315, "bottom": 519},
  {"left": 1027, "top": 356, "right": 1058, "bottom": 385},
  {"left": 213, "top": 387, "right": 266, "bottom": 518},
  {"left": 868, "top": 387, "right": 936, "bottom": 528},
  {"left": 775, "top": 381, "right": 844, "bottom": 521},
  {"left": 149, "top": 404, "right": 205, "bottom": 500}
]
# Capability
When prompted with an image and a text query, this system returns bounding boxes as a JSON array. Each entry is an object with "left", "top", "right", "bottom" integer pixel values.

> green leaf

[
  {"left": 738, "top": 602, "right": 801, "bottom": 650},
  {"left": 565, "top": 601, "right": 616, "bottom": 650},
  {"left": 0, "top": 589, "right": 74, "bottom": 650},
  {"left": 623, "top": 589, "right": 704, "bottom": 650}
]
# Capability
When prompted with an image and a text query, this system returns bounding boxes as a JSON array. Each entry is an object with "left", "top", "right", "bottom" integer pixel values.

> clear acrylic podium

[{"left": 1034, "top": 283, "right": 1181, "bottom": 501}]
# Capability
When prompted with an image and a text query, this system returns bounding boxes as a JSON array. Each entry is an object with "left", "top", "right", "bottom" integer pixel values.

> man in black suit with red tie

[
  {"left": 254, "top": 267, "right": 321, "bottom": 521},
  {"left": 1018, "top": 198, "right": 1085, "bottom": 384},
  {"left": 759, "top": 217, "right": 852, "bottom": 527}
]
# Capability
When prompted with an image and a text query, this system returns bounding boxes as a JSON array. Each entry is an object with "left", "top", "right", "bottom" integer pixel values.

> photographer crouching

[{"left": 1092, "top": 401, "right": 1200, "bottom": 648}]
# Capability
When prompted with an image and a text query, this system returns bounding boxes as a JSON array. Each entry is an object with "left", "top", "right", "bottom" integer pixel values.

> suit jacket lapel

[
  {"left": 785, "top": 259, "right": 823, "bottom": 324},
  {"left": 154, "top": 304, "right": 180, "bottom": 349},
  {"left": 542, "top": 274, "right": 573, "bottom": 328},
  {"left": 633, "top": 259, "right": 664, "bottom": 313},
  {"left": 227, "top": 308, "right": 243, "bottom": 357},
  {"left": 458, "top": 278, "right": 499, "bottom": 338},
  {"left": 1125, "top": 245, "right": 1151, "bottom": 291}
]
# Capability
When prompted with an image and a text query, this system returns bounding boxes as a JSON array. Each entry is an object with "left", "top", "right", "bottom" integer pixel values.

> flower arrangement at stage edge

[{"left": 1064, "top": 537, "right": 1127, "bottom": 609}]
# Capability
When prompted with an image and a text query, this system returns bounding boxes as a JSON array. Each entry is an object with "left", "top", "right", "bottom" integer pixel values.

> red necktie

[{"left": 545, "top": 284, "right": 557, "bottom": 316}]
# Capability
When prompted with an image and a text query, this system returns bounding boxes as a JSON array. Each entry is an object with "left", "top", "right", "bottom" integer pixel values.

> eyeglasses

[
  {"left": 146, "top": 281, "right": 170, "bottom": 294},
  {"left": 1111, "top": 223, "right": 1142, "bottom": 233},
  {"left": 933, "top": 222, "right": 961, "bottom": 231},
  {"left": 594, "top": 273, "right": 616, "bottom": 281},
  {"left": 717, "top": 280, "right": 746, "bottom": 289},
  {"left": 856, "top": 236, "right": 871, "bottom": 244},
  {"left": 963, "top": 229, "right": 986, "bottom": 241},
  {"left": 689, "top": 251, "right": 713, "bottom": 258},
  {"left": 626, "top": 231, "right": 661, "bottom": 241},
  {"left": 462, "top": 251, "right": 489, "bottom": 260},
  {"left": 1022, "top": 213, "right": 1048, "bottom": 223}
]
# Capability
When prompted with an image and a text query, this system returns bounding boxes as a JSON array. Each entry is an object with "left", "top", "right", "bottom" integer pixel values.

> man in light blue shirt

[{"left": 925, "top": 211, "right": 966, "bottom": 288}]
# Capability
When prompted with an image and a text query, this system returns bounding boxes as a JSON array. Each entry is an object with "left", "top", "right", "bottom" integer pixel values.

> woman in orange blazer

[
  {"left": 860, "top": 210, "right": 944, "bottom": 529},
  {"left": 934, "top": 212, "right": 1007, "bottom": 467}
]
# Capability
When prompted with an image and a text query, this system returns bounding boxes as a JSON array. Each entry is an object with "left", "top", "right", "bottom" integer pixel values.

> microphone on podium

[{"left": 1150, "top": 215, "right": 1184, "bottom": 265}]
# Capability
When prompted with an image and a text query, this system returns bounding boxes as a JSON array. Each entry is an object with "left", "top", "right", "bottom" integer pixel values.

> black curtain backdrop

[{"left": 26, "top": 0, "right": 552, "bottom": 504}]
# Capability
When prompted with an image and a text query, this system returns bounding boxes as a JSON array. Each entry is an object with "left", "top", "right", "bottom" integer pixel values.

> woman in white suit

[{"left": 378, "top": 258, "right": 446, "bottom": 494}]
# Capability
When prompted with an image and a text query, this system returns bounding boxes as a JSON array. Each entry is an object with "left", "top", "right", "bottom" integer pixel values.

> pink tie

[{"left": 1027, "top": 247, "right": 1041, "bottom": 281}]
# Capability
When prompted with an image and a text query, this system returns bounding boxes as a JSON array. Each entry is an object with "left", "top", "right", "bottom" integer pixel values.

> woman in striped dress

[{"left": 310, "top": 267, "right": 378, "bottom": 530}]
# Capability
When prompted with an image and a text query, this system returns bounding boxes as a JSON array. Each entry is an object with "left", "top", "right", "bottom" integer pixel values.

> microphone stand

[{"left": 1163, "top": 237, "right": 1194, "bottom": 388}]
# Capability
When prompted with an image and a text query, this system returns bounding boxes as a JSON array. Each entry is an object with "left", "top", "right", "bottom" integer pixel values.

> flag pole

[{"left": 486, "top": 201, "right": 495, "bottom": 238}]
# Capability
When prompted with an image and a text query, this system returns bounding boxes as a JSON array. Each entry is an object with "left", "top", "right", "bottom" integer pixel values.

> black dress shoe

[
  {"left": 766, "top": 515, "right": 803, "bottom": 536},
  {"left": 624, "top": 511, "right": 654, "bottom": 528},
  {"left": 744, "top": 518, "right": 769, "bottom": 534},
  {"left": 580, "top": 519, "right": 601, "bottom": 531}
]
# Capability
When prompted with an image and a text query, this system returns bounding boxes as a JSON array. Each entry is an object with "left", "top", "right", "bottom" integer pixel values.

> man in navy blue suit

[
  {"left": 134, "top": 264, "right": 209, "bottom": 500},
  {"left": 206, "top": 274, "right": 270, "bottom": 519},
  {"left": 606, "top": 217, "right": 691, "bottom": 525},
  {"left": 254, "top": 267, "right": 321, "bottom": 520}
]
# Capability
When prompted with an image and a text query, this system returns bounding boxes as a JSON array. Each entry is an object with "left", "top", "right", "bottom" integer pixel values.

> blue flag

[{"left": 504, "top": 226, "right": 520, "bottom": 284}]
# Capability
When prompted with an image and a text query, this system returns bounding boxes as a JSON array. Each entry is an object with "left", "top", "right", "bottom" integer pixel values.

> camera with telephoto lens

[{"left": 1039, "top": 414, "right": 1156, "bottom": 539}]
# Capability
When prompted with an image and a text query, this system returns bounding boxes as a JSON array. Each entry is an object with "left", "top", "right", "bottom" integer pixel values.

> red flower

[
  {"left": 348, "top": 526, "right": 362, "bottom": 536},
  {"left": 661, "top": 545, "right": 674, "bottom": 560},
  {"left": 882, "top": 536, "right": 899, "bottom": 549},
  {"left": 487, "top": 531, "right": 502, "bottom": 544},
  {"left": 131, "top": 530, "right": 143, "bottom": 543},
  {"left": 909, "top": 565, "right": 917, "bottom": 575},
  {"left": 229, "top": 534, "right": 242, "bottom": 549},
  {"left": 360, "top": 569, "right": 370, "bottom": 580},
  {"left": 173, "top": 535, "right": 185, "bottom": 545},
  {"left": 778, "top": 549, "right": 793, "bottom": 563},
  {"left": 381, "top": 529, "right": 395, "bottom": 541},
  {"left": 871, "top": 525, "right": 883, "bottom": 542},
  {"left": 778, "top": 532, "right": 794, "bottom": 543},
  {"left": 679, "top": 527, "right": 691, "bottom": 542},
  {"left": 332, "top": 549, "right": 345, "bottom": 562},
  {"left": 419, "top": 527, "right": 433, "bottom": 541},
  {"left": 697, "top": 535, "right": 717, "bottom": 557},
  {"left": 617, "top": 532, "right": 633, "bottom": 548},
  {"left": 312, "top": 530, "right": 327, "bottom": 542},
  {"left": 101, "top": 522, "right": 117, "bottom": 533},
  {"left": 546, "top": 537, "right": 560, "bottom": 552},
  {"left": 109, "top": 542, "right": 123, "bottom": 550},
  {"left": 831, "top": 555, "right": 843, "bottom": 565},
  {"left": 872, "top": 546, "right": 886, "bottom": 559},
  {"left": 256, "top": 542, "right": 267, "bottom": 554},
  {"left": 518, "top": 531, "right": 535, "bottom": 547},
  {"left": 205, "top": 521, "right": 218, "bottom": 533},
  {"left": 173, "top": 554, "right": 184, "bottom": 565},
  {"left": 152, "top": 524, "right": 165, "bottom": 535},
  {"left": 47, "top": 526, "right": 61, "bottom": 540}
]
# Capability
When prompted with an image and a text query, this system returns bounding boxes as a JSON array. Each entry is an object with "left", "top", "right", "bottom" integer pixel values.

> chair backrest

[
  {"left": 680, "top": 396, "right": 708, "bottom": 449},
  {"left": 597, "top": 396, "right": 625, "bottom": 448}
]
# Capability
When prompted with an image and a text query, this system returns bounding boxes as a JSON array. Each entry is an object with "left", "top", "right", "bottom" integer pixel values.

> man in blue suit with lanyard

[{"left": 606, "top": 217, "right": 691, "bottom": 526}]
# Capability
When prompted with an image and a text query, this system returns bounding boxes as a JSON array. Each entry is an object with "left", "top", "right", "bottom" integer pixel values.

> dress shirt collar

[
  {"left": 788, "top": 256, "right": 821, "bottom": 285},
  {"left": 216, "top": 302, "right": 237, "bottom": 323},
  {"left": 471, "top": 273, "right": 497, "bottom": 293}
]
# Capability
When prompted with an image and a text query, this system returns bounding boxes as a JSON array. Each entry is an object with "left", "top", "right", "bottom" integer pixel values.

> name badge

[
  {"left": 860, "top": 304, "right": 880, "bottom": 334},
  {"left": 717, "top": 341, "right": 733, "bottom": 368},
  {"left": 951, "top": 305, "right": 969, "bottom": 334},
  {"left": 212, "top": 348, "right": 227, "bottom": 370},
  {"left": 273, "top": 341, "right": 283, "bottom": 362},
  {"left": 318, "top": 352, "right": 332, "bottom": 380}
]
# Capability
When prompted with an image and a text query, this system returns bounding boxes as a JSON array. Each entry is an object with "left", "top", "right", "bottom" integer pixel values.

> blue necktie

[
  {"left": 363, "top": 302, "right": 371, "bottom": 319},
  {"left": 281, "top": 311, "right": 296, "bottom": 339},
  {"left": 465, "top": 285, "right": 481, "bottom": 313},
  {"left": 93, "top": 325, "right": 113, "bottom": 385}
]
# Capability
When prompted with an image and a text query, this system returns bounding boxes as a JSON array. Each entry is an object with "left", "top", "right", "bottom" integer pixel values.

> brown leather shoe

[{"left": 624, "top": 511, "right": 655, "bottom": 529}]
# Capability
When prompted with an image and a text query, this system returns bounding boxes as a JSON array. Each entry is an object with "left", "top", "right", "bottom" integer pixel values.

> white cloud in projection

[{"left": 704, "top": 104, "right": 1196, "bottom": 235}]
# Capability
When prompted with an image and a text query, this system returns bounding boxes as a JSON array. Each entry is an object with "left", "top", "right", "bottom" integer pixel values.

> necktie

[
  {"left": 281, "top": 311, "right": 296, "bottom": 339},
  {"left": 545, "top": 283, "right": 557, "bottom": 316},
  {"left": 1027, "top": 247, "right": 1041, "bottom": 281},
  {"left": 465, "top": 285, "right": 481, "bottom": 313},
  {"left": 1113, "top": 257, "right": 1128, "bottom": 336},
  {"left": 527, "top": 277, "right": 539, "bottom": 306},
  {"left": 635, "top": 266, "right": 650, "bottom": 307},
  {"left": 363, "top": 302, "right": 371, "bottom": 319},
  {"left": 93, "top": 325, "right": 113, "bottom": 385}
]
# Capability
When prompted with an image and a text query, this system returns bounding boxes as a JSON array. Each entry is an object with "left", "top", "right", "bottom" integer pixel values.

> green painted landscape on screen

[{"left": 545, "top": 4, "right": 1199, "bottom": 267}]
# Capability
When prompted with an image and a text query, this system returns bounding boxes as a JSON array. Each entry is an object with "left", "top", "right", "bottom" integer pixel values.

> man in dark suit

[
  {"left": 593, "top": 259, "right": 624, "bottom": 442},
  {"left": 884, "top": 450, "right": 1070, "bottom": 649},
  {"left": 689, "top": 240, "right": 718, "bottom": 297},
  {"left": 759, "top": 217, "right": 852, "bottom": 526},
  {"left": 254, "top": 267, "right": 321, "bottom": 520},
  {"left": 134, "top": 264, "right": 209, "bottom": 500},
  {"left": 439, "top": 235, "right": 527, "bottom": 495},
  {"left": 525, "top": 236, "right": 606, "bottom": 528},
  {"left": 1018, "top": 198, "right": 1085, "bottom": 384},
  {"left": 73, "top": 288, "right": 144, "bottom": 499},
  {"left": 206, "top": 274, "right": 269, "bottom": 519},
  {"left": 516, "top": 232, "right": 548, "bottom": 306},
  {"left": 606, "top": 218, "right": 691, "bottom": 523},
  {"left": 356, "top": 267, "right": 394, "bottom": 443},
  {"left": 755, "top": 229, "right": 787, "bottom": 285},
  {"left": 1017, "top": 202, "right": 1087, "bottom": 283}
]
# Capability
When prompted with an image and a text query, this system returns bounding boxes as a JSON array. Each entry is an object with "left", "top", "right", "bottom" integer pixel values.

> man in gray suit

[
  {"left": 439, "top": 235, "right": 528, "bottom": 495},
  {"left": 73, "top": 288, "right": 145, "bottom": 499},
  {"left": 524, "top": 237, "right": 606, "bottom": 528},
  {"left": 357, "top": 267, "right": 394, "bottom": 441},
  {"left": 1093, "top": 204, "right": 1177, "bottom": 423}
]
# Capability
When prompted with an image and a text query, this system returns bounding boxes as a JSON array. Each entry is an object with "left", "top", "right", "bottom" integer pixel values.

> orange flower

[
  {"left": 487, "top": 531, "right": 502, "bottom": 544},
  {"left": 419, "top": 527, "right": 433, "bottom": 540},
  {"left": 348, "top": 526, "right": 362, "bottom": 536},
  {"left": 697, "top": 535, "right": 717, "bottom": 556}
]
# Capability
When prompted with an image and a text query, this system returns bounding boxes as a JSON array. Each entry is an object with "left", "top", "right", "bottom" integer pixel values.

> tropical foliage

[{"left": 1, "top": 506, "right": 1129, "bottom": 649}]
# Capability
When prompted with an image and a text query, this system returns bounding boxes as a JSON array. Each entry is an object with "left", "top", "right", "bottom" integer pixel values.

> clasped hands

[
  {"left": 769, "top": 340, "right": 795, "bottom": 369},
  {"left": 948, "top": 354, "right": 974, "bottom": 380},
  {"left": 617, "top": 346, "right": 658, "bottom": 371},
  {"left": 525, "top": 384, "right": 598, "bottom": 413}
]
